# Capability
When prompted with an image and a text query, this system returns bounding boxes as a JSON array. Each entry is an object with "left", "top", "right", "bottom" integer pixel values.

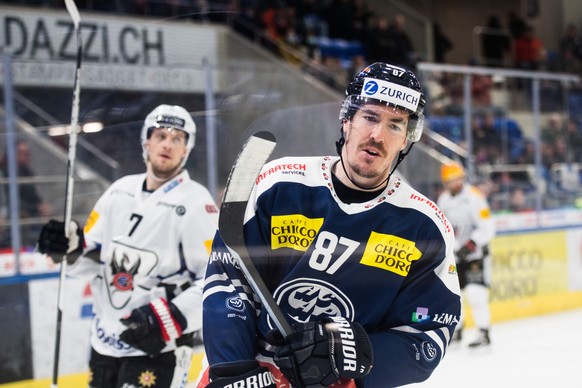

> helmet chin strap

[{"left": 335, "top": 126, "right": 415, "bottom": 191}]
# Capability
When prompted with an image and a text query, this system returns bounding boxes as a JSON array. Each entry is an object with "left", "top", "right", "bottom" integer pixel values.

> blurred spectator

[
  {"left": 351, "top": 0, "right": 374, "bottom": 41},
  {"left": 509, "top": 187, "right": 533, "bottom": 212},
  {"left": 472, "top": 112, "right": 503, "bottom": 164},
  {"left": 541, "top": 113, "right": 563, "bottom": 144},
  {"left": 365, "top": 15, "right": 392, "bottom": 64},
  {"left": 507, "top": 11, "right": 527, "bottom": 39},
  {"left": 481, "top": 15, "right": 511, "bottom": 67},
  {"left": 564, "top": 118, "right": 582, "bottom": 162},
  {"left": 433, "top": 22, "right": 453, "bottom": 63},
  {"left": 558, "top": 23, "right": 582, "bottom": 73},
  {"left": 387, "top": 14, "right": 416, "bottom": 69},
  {"left": 366, "top": 14, "right": 416, "bottom": 69},
  {"left": 552, "top": 135, "right": 570, "bottom": 163},
  {"left": 513, "top": 25, "right": 545, "bottom": 95},
  {"left": 513, "top": 139, "right": 535, "bottom": 164},
  {"left": 0, "top": 140, "right": 53, "bottom": 246},
  {"left": 471, "top": 73, "right": 495, "bottom": 111},
  {"left": 513, "top": 25, "right": 545, "bottom": 72}
]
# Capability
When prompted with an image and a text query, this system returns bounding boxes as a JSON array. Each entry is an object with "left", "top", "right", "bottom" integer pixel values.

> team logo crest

[
  {"left": 110, "top": 252, "right": 139, "bottom": 291},
  {"left": 105, "top": 241, "right": 159, "bottom": 309},
  {"left": 272, "top": 278, "right": 354, "bottom": 326},
  {"left": 226, "top": 296, "right": 246, "bottom": 312},
  {"left": 176, "top": 205, "right": 186, "bottom": 216},
  {"left": 421, "top": 341, "right": 438, "bottom": 362}
]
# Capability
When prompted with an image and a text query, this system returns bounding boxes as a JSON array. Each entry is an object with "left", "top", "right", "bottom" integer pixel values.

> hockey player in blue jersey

[{"left": 199, "top": 62, "right": 461, "bottom": 387}]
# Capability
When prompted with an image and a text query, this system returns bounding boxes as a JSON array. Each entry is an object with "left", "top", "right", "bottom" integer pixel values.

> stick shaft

[{"left": 52, "top": 2, "right": 82, "bottom": 386}]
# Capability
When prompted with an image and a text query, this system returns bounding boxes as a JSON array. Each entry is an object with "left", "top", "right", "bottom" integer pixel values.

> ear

[
  {"left": 400, "top": 138, "right": 408, "bottom": 151},
  {"left": 341, "top": 118, "right": 350, "bottom": 134}
]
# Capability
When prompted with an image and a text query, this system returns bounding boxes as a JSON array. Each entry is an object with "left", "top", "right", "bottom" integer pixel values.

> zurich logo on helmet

[{"left": 363, "top": 80, "right": 379, "bottom": 95}]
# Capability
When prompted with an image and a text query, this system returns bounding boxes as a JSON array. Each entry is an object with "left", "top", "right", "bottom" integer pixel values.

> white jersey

[
  {"left": 437, "top": 183, "right": 495, "bottom": 261},
  {"left": 68, "top": 169, "right": 218, "bottom": 358}
]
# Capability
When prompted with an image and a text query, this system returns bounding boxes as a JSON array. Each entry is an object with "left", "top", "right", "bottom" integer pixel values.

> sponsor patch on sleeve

[
  {"left": 84, "top": 209, "right": 99, "bottom": 234},
  {"left": 271, "top": 214, "right": 324, "bottom": 251},
  {"left": 360, "top": 232, "right": 422, "bottom": 276}
]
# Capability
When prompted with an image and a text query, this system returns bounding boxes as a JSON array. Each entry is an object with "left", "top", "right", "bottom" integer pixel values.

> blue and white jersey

[{"left": 203, "top": 156, "right": 460, "bottom": 387}]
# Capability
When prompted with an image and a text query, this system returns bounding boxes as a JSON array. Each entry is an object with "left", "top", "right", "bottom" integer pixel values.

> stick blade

[
  {"left": 219, "top": 131, "right": 276, "bottom": 247},
  {"left": 64, "top": 0, "right": 81, "bottom": 27}
]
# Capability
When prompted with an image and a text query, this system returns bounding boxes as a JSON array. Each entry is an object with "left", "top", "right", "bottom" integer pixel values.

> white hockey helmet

[{"left": 141, "top": 104, "right": 196, "bottom": 169}]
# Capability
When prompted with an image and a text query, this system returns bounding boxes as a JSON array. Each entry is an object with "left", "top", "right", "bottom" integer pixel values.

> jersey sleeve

[
  {"left": 365, "top": 221, "right": 461, "bottom": 386},
  {"left": 202, "top": 230, "right": 261, "bottom": 363},
  {"left": 66, "top": 184, "right": 111, "bottom": 278}
]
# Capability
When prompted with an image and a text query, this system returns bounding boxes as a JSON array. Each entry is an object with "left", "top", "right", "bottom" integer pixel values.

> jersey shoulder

[
  {"left": 105, "top": 173, "right": 146, "bottom": 194},
  {"left": 393, "top": 180, "right": 453, "bottom": 238},
  {"left": 468, "top": 184, "right": 487, "bottom": 199},
  {"left": 255, "top": 155, "right": 329, "bottom": 194}
]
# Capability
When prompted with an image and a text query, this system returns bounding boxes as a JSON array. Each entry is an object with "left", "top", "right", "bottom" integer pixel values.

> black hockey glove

[
  {"left": 272, "top": 317, "right": 374, "bottom": 387},
  {"left": 456, "top": 239, "right": 477, "bottom": 261},
  {"left": 119, "top": 298, "right": 187, "bottom": 356},
  {"left": 207, "top": 360, "right": 276, "bottom": 388},
  {"left": 37, "top": 219, "right": 84, "bottom": 264}
]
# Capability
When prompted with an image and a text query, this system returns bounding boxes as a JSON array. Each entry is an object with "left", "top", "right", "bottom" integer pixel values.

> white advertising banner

[
  {"left": 28, "top": 277, "right": 93, "bottom": 378},
  {"left": 0, "top": 6, "right": 221, "bottom": 92}
]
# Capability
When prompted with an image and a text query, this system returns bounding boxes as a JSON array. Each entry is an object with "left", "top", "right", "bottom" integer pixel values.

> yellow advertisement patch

[
  {"left": 360, "top": 232, "right": 422, "bottom": 276},
  {"left": 84, "top": 209, "right": 100, "bottom": 234},
  {"left": 271, "top": 214, "right": 324, "bottom": 251}
]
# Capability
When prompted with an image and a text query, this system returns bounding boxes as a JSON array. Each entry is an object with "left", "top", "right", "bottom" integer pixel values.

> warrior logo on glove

[{"left": 272, "top": 316, "right": 374, "bottom": 387}]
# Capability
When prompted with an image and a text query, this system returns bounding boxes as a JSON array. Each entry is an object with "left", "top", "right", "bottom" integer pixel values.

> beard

[
  {"left": 148, "top": 158, "right": 183, "bottom": 181},
  {"left": 346, "top": 139, "right": 388, "bottom": 179}
]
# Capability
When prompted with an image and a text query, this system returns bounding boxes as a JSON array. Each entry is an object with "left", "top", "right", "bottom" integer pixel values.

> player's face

[
  {"left": 341, "top": 104, "right": 409, "bottom": 188},
  {"left": 444, "top": 177, "right": 464, "bottom": 195},
  {"left": 145, "top": 127, "right": 188, "bottom": 179}
]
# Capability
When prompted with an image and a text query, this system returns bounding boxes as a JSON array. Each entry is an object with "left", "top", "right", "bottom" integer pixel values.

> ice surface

[{"left": 405, "top": 308, "right": 582, "bottom": 387}]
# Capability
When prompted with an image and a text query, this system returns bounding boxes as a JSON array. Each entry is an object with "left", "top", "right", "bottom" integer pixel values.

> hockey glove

[
  {"left": 37, "top": 219, "right": 84, "bottom": 264},
  {"left": 456, "top": 239, "right": 477, "bottom": 261},
  {"left": 207, "top": 360, "right": 276, "bottom": 388},
  {"left": 272, "top": 316, "right": 374, "bottom": 387},
  {"left": 119, "top": 298, "right": 187, "bottom": 356}
]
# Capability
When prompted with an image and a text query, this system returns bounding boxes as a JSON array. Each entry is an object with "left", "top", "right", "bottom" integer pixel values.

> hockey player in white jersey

[
  {"left": 38, "top": 104, "right": 219, "bottom": 387},
  {"left": 437, "top": 162, "right": 496, "bottom": 348},
  {"left": 199, "top": 63, "right": 461, "bottom": 387}
]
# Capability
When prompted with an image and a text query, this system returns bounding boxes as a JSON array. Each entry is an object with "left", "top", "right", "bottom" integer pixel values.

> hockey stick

[
  {"left": 52, "top": 1, "right": 82, "bottom": 387},
  {"left": 219, "top": 131, "right": 295, "bottom": 340}
]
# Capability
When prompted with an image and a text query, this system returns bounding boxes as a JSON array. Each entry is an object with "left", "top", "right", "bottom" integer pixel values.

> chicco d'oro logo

[
  {"left": 271, "top": 214, "right": 324, "bottom": 252},
  {"left": 360, "top": 232, "right": 422, "bottom": 277},
  {"left": 272, "top": 278, "right": 354, "bottom": 326}
]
